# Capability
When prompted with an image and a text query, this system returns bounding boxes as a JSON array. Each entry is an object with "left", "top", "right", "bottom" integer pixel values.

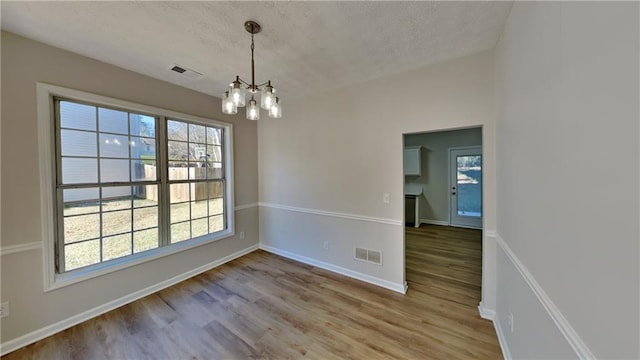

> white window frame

[{"left": 37, "top": 83, "right": 235, "bottom": 291}]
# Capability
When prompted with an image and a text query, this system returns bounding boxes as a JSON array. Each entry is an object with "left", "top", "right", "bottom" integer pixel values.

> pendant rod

[{"left": 251, "top": 33, "right": 255, "bottom": 90}]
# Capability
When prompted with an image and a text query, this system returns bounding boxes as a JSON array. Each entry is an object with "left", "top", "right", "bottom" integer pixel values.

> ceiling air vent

[
  {"left": 170, "top": 64, "right": 203, "bottom": 79},
  {"left": 354, "top": 247, "right": 382, "bottom": 265}
]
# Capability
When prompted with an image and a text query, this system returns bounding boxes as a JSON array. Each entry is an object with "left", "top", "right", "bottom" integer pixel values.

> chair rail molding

[{"left": 495, "top": 233, "right": 595, "bottom": 359}]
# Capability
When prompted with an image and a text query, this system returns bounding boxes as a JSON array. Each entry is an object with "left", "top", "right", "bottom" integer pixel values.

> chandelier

[{"left": 221, "top": 20, "right": 282, "bottom": 120}]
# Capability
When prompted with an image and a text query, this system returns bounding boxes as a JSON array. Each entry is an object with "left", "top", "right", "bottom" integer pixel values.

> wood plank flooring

[{"left": 3, "top": 225, "right": 501, "bottom": 359}]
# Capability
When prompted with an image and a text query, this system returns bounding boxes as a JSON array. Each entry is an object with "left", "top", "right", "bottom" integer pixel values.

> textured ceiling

[{"left": 1, "top": 1, "right": 512, "bottom": 100}]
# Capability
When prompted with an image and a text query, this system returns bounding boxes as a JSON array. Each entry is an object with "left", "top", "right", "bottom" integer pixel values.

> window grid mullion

[
  {"left": 187, "top": 123, "right": 192, "bottom": 241},
  {"left": 54, "top": 100, "right": 66, "bottom": 273},
  {"left": 128, "top": 113, "right": 134, "bottom": 255},
  {"left": 96, "top": 106, "right": 104, "bottom": 264},
  {"left": 158, "top": 116, "right": 171, "bottom": 248}
]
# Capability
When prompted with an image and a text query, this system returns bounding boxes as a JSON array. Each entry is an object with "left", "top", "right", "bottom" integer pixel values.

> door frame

[
  {"left": 448, "top": 146, "right": 483, "bottom": 229},
  {"left": 402, "top": 125, "right": 494, "bottom": 318}
]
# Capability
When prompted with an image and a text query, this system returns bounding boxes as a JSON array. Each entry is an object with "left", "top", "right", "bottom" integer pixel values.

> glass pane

[
  {"left": 133, "top": 185, "right": 157, "bottom": 206},
  {"left": 131, "top": 159, "right": 157, "bottom": 181},
  {"left": 168, "top": 141, "right": 188, "bottom": 161},
  {"left": 207, "top": 181, "right": 224, "bottom": 199},
  {"left": 103, "top": 233, "right": 132, "bottom": 261},
  {"left": 190, "top": 165, "right": 207, "bottom": 180},
  {"left": 208, "top": 198, "right": 224, "bottom": 216},
  {"left": 456, "top": 155, "right": 482, "bottom": 217},
  {"left": 189, "top": 143, "right": 207, "bottom": 161},
  {"left": 102, "top": 186, "right": 131, "bottom": 211},
  {"left": 64, "top": 213, "right": 100, "bottom": 243},
  {"left": 130, "top": 136, "right": 156, "bottom": 159},
  {"left": 134, "top": 229, "right": 158, "bottom": 253},
  {"left": 206, "top": 165, "right": 223, "bottom": 179},
  {"left": 59, "top": 101, "right": 96, "bottom": 131},
  {"left": 170, "top": 183, "right": 191, "bottom": 203},
  {"left": 192, "top": 218, "right": 208, "bottom": 238},
  {"left": 134, "top": 207, "right": 157, "bottom": 230},
  {"left": 208, "top": 145, "right": 222, "bottom": 162},
  {"left": 167, "top": 120, "right": 187, "bottom": 141},
  {"left": 130, "top": 114, "right": 155, "bottom": 137},
  {"left": 98, "top": 108, "right": 128, "bottom": 134},
  {"left": 168, "top": 163, "right": 188, "bottom": 180},
  {"left": 100, "top": 159, "right": 130, "bottom": 182},
  {"left": 209, "top": 215, "right": 224, "bottom": 233},
  {"left": 189, "top": 123, "right": 206, "bottom": 143},
  {"left": 100, "top": 134, "right": 129, "bottom": 158},
  {"left": 170, "top": 202, "right": 190, "bottom": 223},
  {"left": 171, "top": 222, "right": 190, "bottom": 243},
  {"left": 61, "top": 158, "right": 98, "bottom": 184},
  {"left": 65, "top": 240, "right": 100, "bottom": 271},
  {"left": 60, "top": 129, "right": 97, "bottom": 157},
  {"left": 103, "top": 209, "right": 132, "bottom": 236},
  {"left": 63, "top": 188, "right": 100, "bottom": 216},
  {"left": 191, "top": 201, "right": 207, "bottom": 219},
  {"left": 207, "top": 127, "right": 222, "bottom": 145}
]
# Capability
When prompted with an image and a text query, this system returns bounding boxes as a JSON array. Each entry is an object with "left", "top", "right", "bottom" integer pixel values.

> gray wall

[
  {"left": 258, "top": 50, "right": 496, "bottom": 295},
  {"left": 404, "top": 127, "right": 482, "bottom": 224},
  {"left": 0, "top": 31, "right": 259, "bottom": 344},
  {"left": 494, "top": 2, "right": 639, "bottom": 358}
]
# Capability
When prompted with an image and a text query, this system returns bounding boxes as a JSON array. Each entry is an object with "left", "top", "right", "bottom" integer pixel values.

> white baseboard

[
  {"left": 419, "top": 219, "right": 449, "bottom": 226},
  {"left": 493, "top": 314, "right": 512, "bottom": 360},
  {"left": 496, "top": 234, "right": 594, "bottom": 359},
  {"left": 259, "top": 244, "right": 406, "bottom": 294},
  {"left": 478, "top": 301, "right": 496, "bottom": 320},
  {"left": 478, "top": 301, "right": 510, "bottom": 360},
  {"left": 0, "top": 244, "right": 259, "bottom": 356}
]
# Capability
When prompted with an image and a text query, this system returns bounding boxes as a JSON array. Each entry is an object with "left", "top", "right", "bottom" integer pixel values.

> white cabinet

[{"left": 403, "top": 146, "right": 422, "bottom": 176}]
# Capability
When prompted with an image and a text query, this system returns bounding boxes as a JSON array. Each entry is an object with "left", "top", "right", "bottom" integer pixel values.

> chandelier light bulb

[
  {"left": 261, "top": 83, "right": 276, "bottom": 110},
  {"left": 247, "top": 97, "right": 260, "bottom": 120},
  {"left": 268, "top": 97, "right": 282, "bottom": 118},
  {"left": 230, "top": 82, "right": 246, "bottom": 107},
  {"left": 222, "top": 91, "right": 237, "bottom": 115}
]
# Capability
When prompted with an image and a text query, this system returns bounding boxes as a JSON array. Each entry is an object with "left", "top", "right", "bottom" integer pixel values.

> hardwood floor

[{"left": 3, "top": 225, "right": 501, "bottom": 359}]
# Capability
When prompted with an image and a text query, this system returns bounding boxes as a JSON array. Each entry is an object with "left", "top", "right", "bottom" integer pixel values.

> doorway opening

[{"left": 403, "top": 126, "right": 484, "bottom": 310}]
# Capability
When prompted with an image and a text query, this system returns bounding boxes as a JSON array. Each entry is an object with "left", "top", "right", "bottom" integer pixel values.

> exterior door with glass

[{"left": 449, "top": 147, "right": 482, "bottom": 228}]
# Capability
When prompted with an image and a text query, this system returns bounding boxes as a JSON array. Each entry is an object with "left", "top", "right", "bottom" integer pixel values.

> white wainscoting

[
  {"left": 495, "top": 233, "right": 594, "bottom": 359},
  {"left": 259, "top": 203, "right": 406, "bottom": 294},
  {"left": 260, "top": 244, "right": 407, "bottom": 294},
  {"left": 0, "top": 242, "right": 42, "bottom": 256}
]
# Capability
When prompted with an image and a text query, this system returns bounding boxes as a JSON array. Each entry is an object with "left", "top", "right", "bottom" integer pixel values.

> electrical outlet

[
  {"left": 0, "top": 302, "right": 9, "bottom": 318},
  {"left": 323, "top": 241, "right": 329, "bottom": 250},
  {"left": 508, "top": 312, "right": 514, "bottom": 333},
  {"left": 383, "top": 193, "right": 390, "bottom": 204},
  {"left": 239, "top": 231, "right": 245, "bottom": 240}
]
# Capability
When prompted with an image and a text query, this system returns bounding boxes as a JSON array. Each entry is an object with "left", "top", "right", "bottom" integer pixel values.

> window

[{"left": 38, "top": 84, "right": 234, "bottom": 289}]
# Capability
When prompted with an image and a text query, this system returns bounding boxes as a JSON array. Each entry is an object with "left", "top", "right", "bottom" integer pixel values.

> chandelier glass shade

[{"left": 222, "top": 21, "right": 282, "bottom": 120}]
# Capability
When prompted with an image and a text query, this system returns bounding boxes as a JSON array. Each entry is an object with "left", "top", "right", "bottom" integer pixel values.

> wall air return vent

[
  {"left": 170, "top": 64, "right": 203, "bottom": 79},
  {"left": 354, "top": 247, "right": 382, "bottom": 265}
]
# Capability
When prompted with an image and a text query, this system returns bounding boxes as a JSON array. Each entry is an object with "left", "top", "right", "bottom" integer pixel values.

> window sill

[{"left": 47, "top": 229, "right": 234, "bottom": 292}]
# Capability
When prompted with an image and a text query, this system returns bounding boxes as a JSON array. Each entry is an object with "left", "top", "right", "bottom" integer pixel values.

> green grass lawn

[{"left": 63, "top": 197, "right": 224, "bottom": 271}]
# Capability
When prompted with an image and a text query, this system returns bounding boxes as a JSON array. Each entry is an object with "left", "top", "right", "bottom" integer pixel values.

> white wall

[
  {"left": 259, "top": 51, "right": 496, "bottom": 296},
  {"left": 494, "top": 2, "right": 639, "bottom": 358},
  {"left": 0, "top": 32, "right": 259, "bottom": 348},
  {"left": 404, "top": 127, "right": 482, "bottom": 224}
]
